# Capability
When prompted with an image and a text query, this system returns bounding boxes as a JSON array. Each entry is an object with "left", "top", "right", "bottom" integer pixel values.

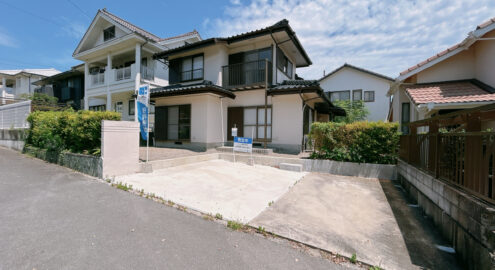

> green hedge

[
  {"left": 309, "top": 121, "right": 400, "bottom": 164},
  {"left": 26, "top": 110, "right": 121, "bottom": 155}
]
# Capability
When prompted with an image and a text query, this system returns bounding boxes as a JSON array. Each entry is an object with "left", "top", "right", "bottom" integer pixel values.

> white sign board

[{"left": 233, "top": 137, "right": 253, "bottom": 153}]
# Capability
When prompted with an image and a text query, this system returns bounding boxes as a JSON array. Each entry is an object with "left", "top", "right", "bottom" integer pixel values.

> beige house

[
  {"left": 388, "top": 17, "right": 495, "bottom": 133},
  {"left": 151, "top": 20, "right": 344, "bottom": 153}
]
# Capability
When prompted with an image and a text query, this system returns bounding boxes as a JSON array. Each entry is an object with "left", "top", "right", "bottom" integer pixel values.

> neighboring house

[
  {"left": 389, "top": 17, "right": 495, "bottom": 133},
  {"left": 151, "top": 19, "right": 344, "bottom": 153},
  {"left": 32, "top": 64, "right": 85, "bottom": 110},
  {"left": 72, "top": 8, "right": 201, "bottom": 121},
  {"left": 319, "top": 63, "right": 393, "bottom": 121},
  {"left": 0, "top": 69, "right": 61, "bottom": 100}
]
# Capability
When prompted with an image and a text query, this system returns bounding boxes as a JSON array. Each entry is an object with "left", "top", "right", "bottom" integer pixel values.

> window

[
  {"left": 276, "top": 47, "right": 293, "bottom": 78},
  {"left": 61, "top": 87, "right": 71, "bottom": 100},
  {"left": 89, "top": 105, "right": 106, "bottom": 111},
  {"left": 364, "top": 91, "right": 375, "bottom": 102},
  {"left": 129, "top": 100, "right": 135, "bottom": 115},
  {"left": 103, "top": 26, "right": 115, "bottom": 41},
  {"left": 243, "top": 106, "right": 272, "bottom": 140},
  {"left": 330, "top": 90, "right": 350, "bottom": 101},
  {"left": 180, "top": 55, "right": 203, "bottom": 82},
  {"left": 115, "top": 102, "right": 123, "bottom": 114},
  {"left": 156, "top": 105, "right": 191, "bottom": 141},
  {"left": 352, "top": 89, "right": 362, "bottom": 101},
  {"left": 401, "top": 102, "right": 410, "bottom": 134}
]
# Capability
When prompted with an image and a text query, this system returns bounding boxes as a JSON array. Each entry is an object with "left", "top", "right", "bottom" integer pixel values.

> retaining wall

[
  {"left": 23, "top": 146, "right": 102, "bottom": 178},
  {"left": 398, "top": 159, "right": 495, "bottom": 270},
  {"left": 0, "top": 129, "right": 27, "bottom": 151}
]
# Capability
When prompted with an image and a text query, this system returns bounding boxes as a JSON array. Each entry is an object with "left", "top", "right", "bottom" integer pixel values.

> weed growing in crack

[
  {"left": 227, "top": 220, "right": 245, "bottom": 231},
  {"left": 215, "top": 213, "right": 223, "bottom": 220},
  {"left": 268, "top": 201, "right": 274, "bottom": 207},
  {"left": 350, "top": 253, "right": 357, "bottom": 264},
  {"left": 113, "top": 182, "right": 132, "bottom": 191}
]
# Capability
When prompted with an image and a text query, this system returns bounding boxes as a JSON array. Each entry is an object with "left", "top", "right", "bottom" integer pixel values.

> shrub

[
  {"left": 309, "top": 121, "right": 400, "bottom": 164},
  {"left": 26, "top": 110, "right": 121, "bottom": 155}
]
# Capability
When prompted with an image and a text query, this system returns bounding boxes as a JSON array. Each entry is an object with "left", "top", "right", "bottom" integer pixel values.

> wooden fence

[{"left": 399, "top": 104, "right": 495, "bottom": 204}]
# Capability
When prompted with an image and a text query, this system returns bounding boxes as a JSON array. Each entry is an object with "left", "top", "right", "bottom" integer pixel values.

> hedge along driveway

[
  {"left": 309, "top": 121, "right": 400, "bottom": 164},
  {"left": 26, "top": 110, "right": 121, "bottom": 155}
]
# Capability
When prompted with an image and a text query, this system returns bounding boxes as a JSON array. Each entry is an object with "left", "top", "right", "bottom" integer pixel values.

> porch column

[
  {"left": 134, "top": 43, "right": 141, "bottom": 122},
  {"left": 1, "top": 77, "right": 6, "bottom": 105},
  {"left": 106, "top": 53, "right": 112, "bottom": 111},
  {"left": 84, "top": 63, "right": 89, "bottom": 110}
]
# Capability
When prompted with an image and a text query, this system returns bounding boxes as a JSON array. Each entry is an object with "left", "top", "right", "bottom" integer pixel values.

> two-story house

[
  {"left": 72, "top": 8, "right": 201, "bottom": 120},
  {"left": 319, "top": 63, "right": 393, "bottom": 121},
  {"left": 388, "top": 17, "right": 495, "bottom": 133},
  {"left": 0, "top": 68, "right": 61, "bottom": 101},
  {"left": 151, "top": 19, "right": 344, "bottom": 153},
  {"left": 32, "top": 64, "right": 85, "bottom": 110}
]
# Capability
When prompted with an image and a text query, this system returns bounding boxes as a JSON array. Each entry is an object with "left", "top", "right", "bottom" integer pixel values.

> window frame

[
  {"left": 129, "top": 100, "right": 135, "bottom": 116},
  {"left": 115, "top": 101, "right": 123, "bottom": 114},
  {"left": 352, "top": 89, "right": 363, "bottom": 101},
  {"left": 89, "top": 105, "right": 106, "bottom": 111},
  {"left": 158, "top": 104, "right": 191, "bottom": 141},
  {"left": 330, "top": 90, "right": 351, "bottom": 101},
  {"left": 364, "top": 91, "right": 375, "bottom": 102},
  {"left": 242, "top": 105, "right": 272, "bottom": 142},
  {"left": 103, "top": 26, "right": 115, "bottom": 42},
  {"left": 179, "top": 54, "right": 204, "bottom": 82},
  {"left": 276, "top": 46, "right": 293, "bottom": 79},
  {"left": 401, "top": 102, "right": 410, "bottom": 134}
]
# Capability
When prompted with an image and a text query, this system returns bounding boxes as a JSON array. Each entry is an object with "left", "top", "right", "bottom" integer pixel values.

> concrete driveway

[
  {"left": 250, "top": 173, "right": 461, "bottom": 270},
  {"left": 116, "top": 159, "right": 306, "bottom": 222}
]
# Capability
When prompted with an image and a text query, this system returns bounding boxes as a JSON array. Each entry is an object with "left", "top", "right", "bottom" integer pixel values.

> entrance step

[
  {"left": 216, "top": 146, "right": 273, "bottom": 155},
  {"left": 279, "top": 163, "right": 303, "bottom": 172}
]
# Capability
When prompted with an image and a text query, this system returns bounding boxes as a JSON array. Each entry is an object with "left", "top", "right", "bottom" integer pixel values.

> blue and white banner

[
  {"left": 233, "top": 137, "right": 253, "bottom": 153},
  {"left": 137, "top": 84, "right": 149, "bottom": 140}
]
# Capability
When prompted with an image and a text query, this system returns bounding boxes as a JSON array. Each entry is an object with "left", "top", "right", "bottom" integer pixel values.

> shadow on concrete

[{"left": 378, "top": 179, "right": 463, "bottom": 270}]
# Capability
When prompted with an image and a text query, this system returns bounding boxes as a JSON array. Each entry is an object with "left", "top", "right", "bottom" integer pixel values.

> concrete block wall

[
  {"left": 398, "top": 160, "right": 495, "bottom": 270},
  {"left": 0, "top": 128, "right": 27, "bottom": 151}
]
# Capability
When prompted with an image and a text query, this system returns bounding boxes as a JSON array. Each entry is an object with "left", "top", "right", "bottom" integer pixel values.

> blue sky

[{"left": 0, "top": 0, "right": 494, "bottom": 79}]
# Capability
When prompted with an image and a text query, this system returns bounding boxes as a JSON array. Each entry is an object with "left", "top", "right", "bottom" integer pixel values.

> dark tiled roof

[
  {"left": 269, "top": 80, "right": 346, "bottom": 116},
  {"left": 154, "top": 19, "right": 311, "bottom": 66},
  {"left": 150, "top": 80, "right": 235, "bottom": 99},
  {"left": 101, "top": 9, "right": 199, "bottom": 44},
  {"left": 320, "top": 63, "right": 393, "bottom": 82}
]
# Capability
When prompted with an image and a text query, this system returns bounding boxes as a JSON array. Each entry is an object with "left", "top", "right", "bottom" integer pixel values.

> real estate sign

[
  {"left": 233, "top": 137, "right": 252, "bottom": 153},
  {"left": 137, "top": 84, "right": 149, "bottom": 140}
]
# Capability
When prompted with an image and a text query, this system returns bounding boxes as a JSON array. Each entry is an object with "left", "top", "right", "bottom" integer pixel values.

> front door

[{"left": 227, "top": 107, "right": 244, "bottom": 141}]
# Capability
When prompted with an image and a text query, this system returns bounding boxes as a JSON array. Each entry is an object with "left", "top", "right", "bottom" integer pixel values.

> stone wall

[
  {"left": 398, "top": 159, "right": 495, "bottom": 270},
  {"left": 23, "top": 146, "right": 102, "bottom": 178},
  {"left": 0, "top": 129, "right": 27, "bottom": 151}
]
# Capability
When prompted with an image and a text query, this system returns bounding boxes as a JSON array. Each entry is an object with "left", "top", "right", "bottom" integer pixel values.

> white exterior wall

[
  {"left": 271, "top": 94, "right": 303, "bottom": 148},
  {"left": 474, "top": 31, "right": 495, "bottom": 87},
  {"left": 320, "top": 67, "right": 392, "bottom": 121},
  {"left": 416, "top": 49, "right": 475, "bottom": 83}
]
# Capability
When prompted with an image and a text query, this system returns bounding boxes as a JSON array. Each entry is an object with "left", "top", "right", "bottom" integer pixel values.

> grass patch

[
  {"left": 227, "top": 220, "right": 245, "bottom": 231},
  {"left": 350, "top": 253, "right": 357, "bottom": 264},
  {"left": 215, "top": 213, "right": 223, "bottom": 220},
  {"left": 113, "top": 182, "right": 132, "bottom": 191},
  {"left": 268, "top": 201, "right": 274, "bottom": 207}
]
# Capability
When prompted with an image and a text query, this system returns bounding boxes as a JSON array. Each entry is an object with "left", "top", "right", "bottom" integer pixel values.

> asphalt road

[{"left": 0, "top": 147, "right": 349, "bottom": 270}]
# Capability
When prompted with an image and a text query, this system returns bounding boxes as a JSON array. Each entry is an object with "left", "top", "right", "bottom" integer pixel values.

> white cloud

[
  {"left": 207, "top": 0, "right": 495, "bottom": 79},
  {"left": 0, "top": 29, "right": 17, "bottom": 48}
]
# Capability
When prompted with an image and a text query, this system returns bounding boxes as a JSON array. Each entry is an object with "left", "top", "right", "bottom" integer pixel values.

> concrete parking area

[
  {"left": 116, "top": 159, "right": 306, "bottom": 222},
  {"left": 250, "top": 173, "right": 461, "bottom": 270}
]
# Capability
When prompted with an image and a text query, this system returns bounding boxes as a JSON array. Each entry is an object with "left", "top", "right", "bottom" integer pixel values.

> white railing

[
  {"left": 0, "top": 100, "right": 31, "bottom": 129},
  {"left": 141, "top": 66, "right": 154, "bottom": 81},
  {"left": 115, "top": 66, "right": 132, "bottom": 81},
  {"left": 4, "top": 87, "right": 13, "bottom": 95},
  {"left": 90, "top": 73, "right": 105, "bottom": 86}
]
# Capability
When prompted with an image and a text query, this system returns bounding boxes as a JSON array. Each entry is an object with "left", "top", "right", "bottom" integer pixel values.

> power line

[
  {"left": 0, "top": 1, "right": 66, "bottom": 28},
  {"left": 66, "top": 0, "right": 91, "bottom": 20}
]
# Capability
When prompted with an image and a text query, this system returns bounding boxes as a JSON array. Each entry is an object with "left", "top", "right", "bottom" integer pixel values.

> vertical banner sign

[{"left": 137, "top": 84, "right": 149, "bottom": 140}]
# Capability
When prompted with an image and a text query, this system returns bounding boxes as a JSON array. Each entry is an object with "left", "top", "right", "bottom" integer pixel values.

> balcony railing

[
  {"left": 90, "top": 73, "right": 105, "bottom": 86},
  {"left": 115, "top": 66, "right": 132, "bottom": 81},
  {"left": 222, "top": 59, "right": 272, "bottom": 89},
  {"left": 141, "top": 66, "right": 154, "bottom": 81}
]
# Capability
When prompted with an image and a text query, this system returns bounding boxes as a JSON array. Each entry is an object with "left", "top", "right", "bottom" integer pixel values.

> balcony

[
  {"left": 115, "top": 66, "right": 132, "bottom": 81},
  {"left": 141, "top": 66, "right": 154, "bottom": 81},
  {"left": 222, "top": 59, "right": 272, "bottom": 89},
  {"left": 90, "top": 73, "right": 105, "bottom": 86}
]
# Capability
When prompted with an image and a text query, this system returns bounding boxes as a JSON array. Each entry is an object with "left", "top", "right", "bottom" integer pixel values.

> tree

[
  {"left": 19, "top": 93, "right": 65, "bottom": 111},
  {"left": 332, "top": 100, "right": 369, "bottom": 123}
]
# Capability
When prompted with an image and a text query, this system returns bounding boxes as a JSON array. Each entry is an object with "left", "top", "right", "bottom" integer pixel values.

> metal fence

[{"left": 0, "top": 99, "right": 31, "bottom": 129}]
